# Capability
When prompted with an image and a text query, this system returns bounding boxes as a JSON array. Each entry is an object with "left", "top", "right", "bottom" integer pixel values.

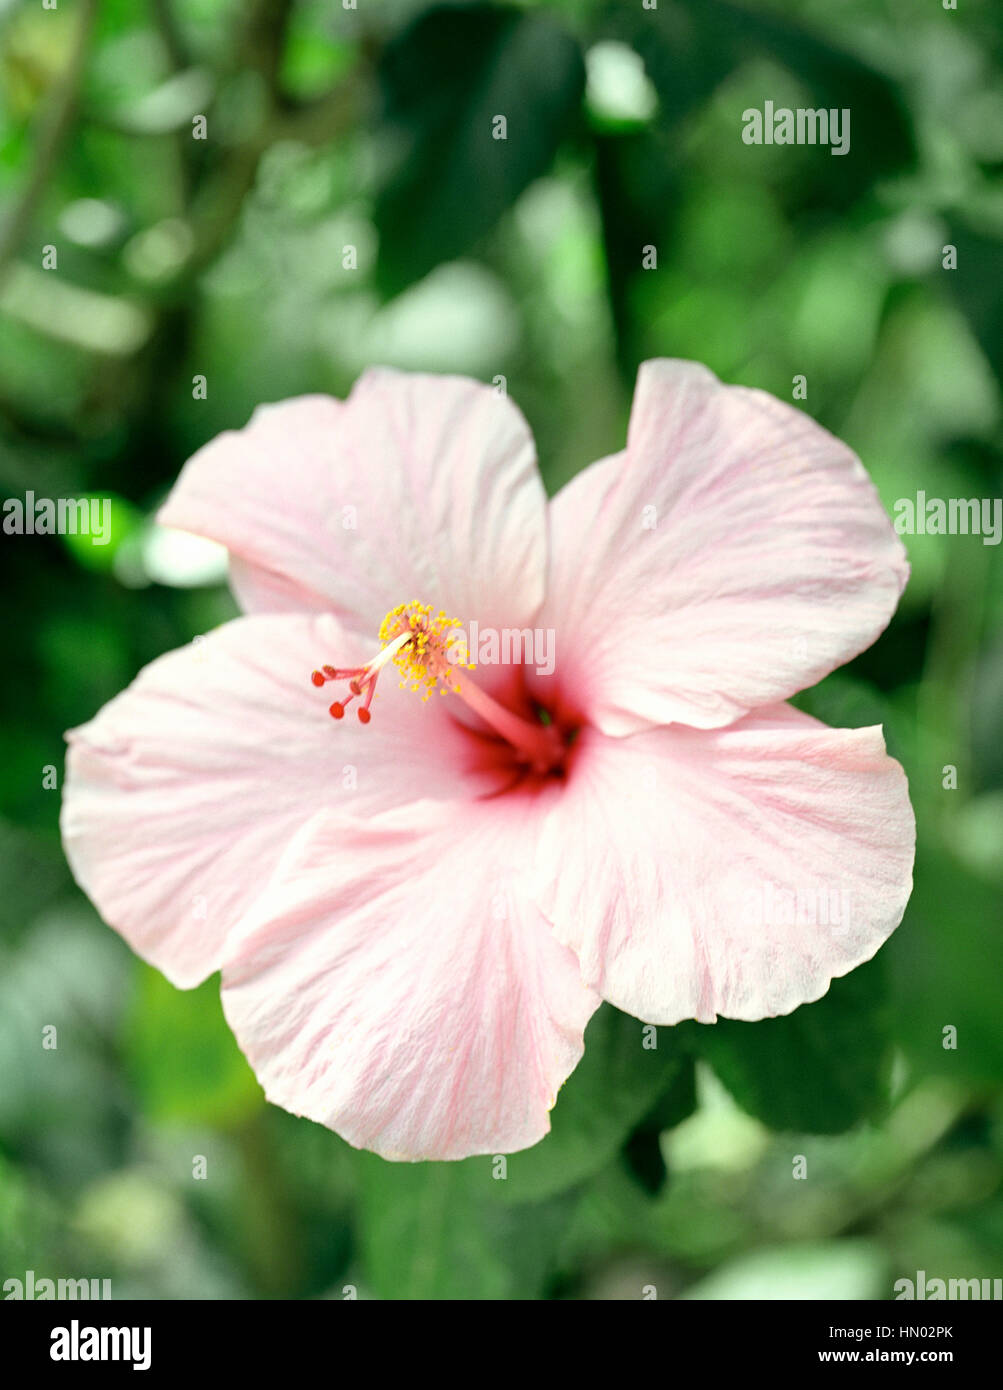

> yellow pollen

[{"left": 377, "top": 600, "right": 476, "bottom": 702}]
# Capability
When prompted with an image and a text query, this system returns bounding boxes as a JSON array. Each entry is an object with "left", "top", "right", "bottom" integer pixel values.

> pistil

[{"left": 447, "top": 670, "right": 563, "bottom": 772}]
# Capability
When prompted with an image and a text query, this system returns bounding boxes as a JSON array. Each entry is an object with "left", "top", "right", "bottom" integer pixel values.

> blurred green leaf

[
  {"left": 971, "top": 640, "right": 1003, "bottom": 794},
  {"left": 891, "top": 847, "right": 1003, "bottom": 1084},
  {"left": 0, "top": 905, "right": 131, "bottom": 1185},
  {"left": 0, "top": 265, "right": 153, "bottom": 356},
  {"left": 0, "top": 823, "right": 72, "bottom": 932},
  {"left": 374, "top": 3, "right": 585, "bottom": 296},
  {"left": 106, "top": 68, "right": 215, "bottom": 136},
  {"left": 125, "top": 968, "right": 262, "bottom": 1128},
  {"left": 682, "top": 1238, "right": 887, "bottom": 1300},
  {"left": 628, "top": 3, "right": 737, "bottom": 126},
  {"left": 700, "top": 0, "right": 914, "bottom": 205},
  {"left": 622, "top": 1059, "right": 697, "bottom": 1195},
  {"left": 682, "top": 956, "right": 892, "bottom": 1133},
  {"left": 945, "top": 221, "right": 1003, "bottom": 389},
  {"left": 356, "top": 1151, "right": 575, "bottom": 1299},
  {"left": 59, "top": 491, "right": 143, "bottom": 573}
]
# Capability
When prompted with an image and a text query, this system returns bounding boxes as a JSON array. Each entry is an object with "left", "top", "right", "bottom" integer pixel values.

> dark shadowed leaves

[
  {"left": 681, "top": 955, "right": 892, "bottom": 1133},
  {"left": 622, "top": 1057, "right": 697, "bottom": 1194},
  {"left": 635, "top": 0, "right": 915, "bottom": 207},
  {"left": 890, "top": 847, "right": 1003, "bottom": 1085},
  {"left": 374, "top": 3, "right": 585, "bottom": 297}
]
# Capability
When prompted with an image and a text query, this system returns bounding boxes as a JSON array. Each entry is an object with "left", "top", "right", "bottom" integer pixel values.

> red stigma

[{"left": 310, "top": 640, "right": 397, "bottom": 727}]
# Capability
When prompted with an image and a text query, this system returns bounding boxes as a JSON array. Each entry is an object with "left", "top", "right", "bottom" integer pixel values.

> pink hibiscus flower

[{"left": 60, "top": 360, "right": 915, "bottom": 1161}]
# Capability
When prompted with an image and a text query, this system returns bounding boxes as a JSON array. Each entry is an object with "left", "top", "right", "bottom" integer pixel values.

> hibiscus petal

[
  {"left": 158, "top": 370, "right": 547, "bottom": 637},
  {"left": 532, "top": 360, "right": 908, "bottom": 735},
  {"left": 61, "top": 613, "right": 501, "bottom": 988},
  {"left": 532, "top": 704, "right": 915, "bottom": 1024},
  {"left": 220, "top": 799, "right": 601, "bottom": 1161}
]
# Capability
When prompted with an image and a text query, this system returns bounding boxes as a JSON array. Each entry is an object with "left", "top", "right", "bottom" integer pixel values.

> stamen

[{"left": 311, "top": 599, "right": 563, "bottom": 770}]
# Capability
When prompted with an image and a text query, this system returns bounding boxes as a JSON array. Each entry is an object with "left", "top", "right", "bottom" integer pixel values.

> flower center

[{"left": 311, "top": 599, "right": 564, "bottom": 772}]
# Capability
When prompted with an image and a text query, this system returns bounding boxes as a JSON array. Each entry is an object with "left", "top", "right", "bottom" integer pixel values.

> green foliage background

[{"left": 1, "top": 0, "right": 1001, "bottom": 1300}]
